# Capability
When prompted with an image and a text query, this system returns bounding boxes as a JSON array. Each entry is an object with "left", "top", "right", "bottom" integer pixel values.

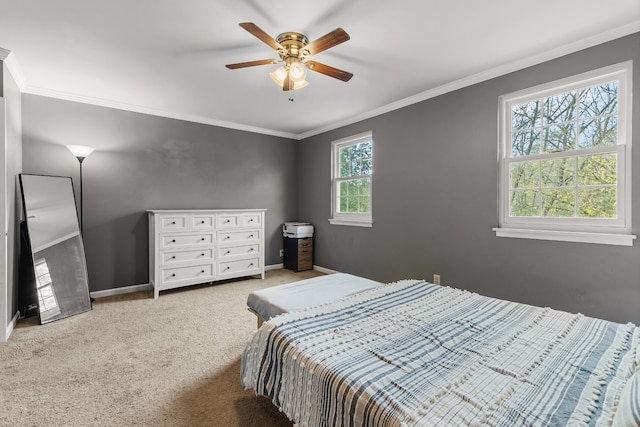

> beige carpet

[{"left": 1, "top": 269, "right": 324, "bottom": 427}]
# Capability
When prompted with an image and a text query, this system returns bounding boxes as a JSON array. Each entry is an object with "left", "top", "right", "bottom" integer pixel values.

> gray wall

[
  {"left": 22, "top": 95, "right": 298, "bottom": 292},
  {"left": 298, "top": 33, "right": 640, "bottom": 324}
]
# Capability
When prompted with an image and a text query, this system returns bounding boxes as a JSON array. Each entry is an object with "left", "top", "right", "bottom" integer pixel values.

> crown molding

[
  {"left": 0, "top": 48, "right": 28, "bottom": 91},
  {"left": 22, "top": 86, "right": 298, "bottom": 140},
  {"left": 297, "top": 21, "right": 640, "bottom": 140}
]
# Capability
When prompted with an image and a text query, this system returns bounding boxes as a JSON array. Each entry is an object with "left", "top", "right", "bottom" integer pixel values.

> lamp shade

[{"left": 66, "top": 145, "right": 95, "bottom": 159}]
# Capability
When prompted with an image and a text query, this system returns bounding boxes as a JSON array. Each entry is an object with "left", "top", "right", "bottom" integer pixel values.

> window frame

[
  {"left": 329, "top": 131, "right": 374, "bottom": 227},
  {"left": 494, "top": 61, "right": 635, "bottom": 246}
]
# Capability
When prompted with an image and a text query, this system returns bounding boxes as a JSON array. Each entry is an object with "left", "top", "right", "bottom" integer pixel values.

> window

[
  {"left": 495, "top": 62, "right": 635, "bottom": 246},
  {"left": 329, "top": 131, "right": 373, "bottom": 227}
]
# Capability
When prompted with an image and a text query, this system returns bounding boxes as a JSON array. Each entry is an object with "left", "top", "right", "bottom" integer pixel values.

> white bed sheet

[{"left": 247, "top": 273, "right": 381, "bottom": 321}]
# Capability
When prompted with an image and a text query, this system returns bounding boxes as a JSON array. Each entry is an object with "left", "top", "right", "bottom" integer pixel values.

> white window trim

[
  {"left": 329, "top": 131, "right": 373, "bottom": 227},
  {"left": 495, "top": 61, "right": 635, "bottom": 246}
]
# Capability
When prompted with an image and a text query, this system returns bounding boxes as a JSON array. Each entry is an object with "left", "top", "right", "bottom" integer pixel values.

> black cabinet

[{"left": 284, "top": 237, "right": 313, "bottom": 272}]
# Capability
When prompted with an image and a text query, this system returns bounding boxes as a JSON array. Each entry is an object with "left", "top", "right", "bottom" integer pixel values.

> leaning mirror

[{"left": 19, "top": 174, "right": 91, "bottom": 324}]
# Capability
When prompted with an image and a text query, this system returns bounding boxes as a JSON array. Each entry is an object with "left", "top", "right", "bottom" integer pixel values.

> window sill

[
  {"left": 329, "top": 218, "right": 373, "bottom": 228},
  {"left": 493, "top": 227, "right": 636, "bottom": 246}
]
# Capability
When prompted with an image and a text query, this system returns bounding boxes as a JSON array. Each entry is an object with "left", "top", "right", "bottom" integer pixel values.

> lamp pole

[
  {"left": 78, "top": 156, "right": 86, "bottom": 235},
  {"left": 66, "top": 145, "right": 95, "bottom": 236}
]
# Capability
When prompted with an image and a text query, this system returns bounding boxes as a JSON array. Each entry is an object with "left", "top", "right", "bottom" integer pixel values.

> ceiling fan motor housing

[{"left": 276, "top": 32, "right": 310, "bottom": 62}]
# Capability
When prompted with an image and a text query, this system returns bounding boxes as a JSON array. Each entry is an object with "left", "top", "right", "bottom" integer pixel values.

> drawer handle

[
  {"left": 249, "top": 248, "right": 254, "bottom": 251},
  {"left": 170, "top": 273, "right": 175, "bottom": 277},
  {"left": 170, "top": 256, "right": 176, "bottom": 259},
  {"left": 201, "top": 220, "right": 205, "bottom": 224},
  {"left": 200, "top": 253, "right": 205, "bottom": 257},
  {"left": 226, "top": 250, "right": 231, "bottom": 254},
  {"left": 171, "top": 221, "right": 176, "bottom": 225},
  {"left": 200, "top": 270, "right": 205, "bottom": 274},
  {"left": 249, "top": 263, "right": 254, "bottom": 267},
  {"left": 302, "top": 250, "right": 309, "bottom": 253},
  {"left": 200, "top": 237, "right": 205, "bottom": 241},
  {"left": 225, "top": 266, "right": 230, "bottom": 270},
  {"left": 225, "top": 236, "right": 230, "bottom": 240},
  {"left": 171, "top": 239, "right": 176, "bottom": 243},
  {"left": 225, "top": 219, "right": 230, "bottom": 223},
  {"left": 249, "top": 218, "right": 254, "bottom": 222},
  {"left": 249, "top": 234, "right": 254, "bottom": 238}
]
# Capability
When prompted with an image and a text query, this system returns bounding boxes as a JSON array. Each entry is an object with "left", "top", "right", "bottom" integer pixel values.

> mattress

[
  {"left": 242, "top": 279, "right": 640, "bottom": 426},
  {"left": 246, "top": 273, "right": 381, "bottom": 321}
]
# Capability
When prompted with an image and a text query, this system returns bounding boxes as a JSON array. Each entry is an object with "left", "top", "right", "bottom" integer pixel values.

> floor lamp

[{"left": 66, "top": 145, "right": 95, "bottom": 236}]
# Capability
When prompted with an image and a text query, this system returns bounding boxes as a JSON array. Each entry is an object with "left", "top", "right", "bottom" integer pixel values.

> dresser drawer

[
  {"left": 241, "top": 213, "right": 261, "bottom": 227},
  {"left": 160, "top": 216, "right": 187, "bottom": 231},
  {"left": 161, "top": 233, "right": 213, "bottom": 248},
  {"left": 190, "top": 215, "right": 214, "bottom": 230},
  {"left": 218, "top": 257, "right": 260, "bottom": 278},
  {"left": 161, "top": 264, "right": 214, "bottom": 284},
  {"left": 217, "top": 214, "right": 239, "bottom": 228},
  {"left": 162, "top": 248, "right": 213, "bottom": 265},
  {"left": 218, "top": 244, "right": 259, "bottom": 260},
  {"left": 218, "top": 229, "right": 260, "bottom": 244}
]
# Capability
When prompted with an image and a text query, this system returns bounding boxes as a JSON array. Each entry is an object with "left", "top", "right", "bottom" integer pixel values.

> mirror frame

[{"left": 19, "top": 173, "right": 91, "bottom": 324}]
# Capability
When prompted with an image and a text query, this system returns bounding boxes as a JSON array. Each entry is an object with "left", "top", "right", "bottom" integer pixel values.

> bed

[
  {"left": 242, "top": 279, "right": 640, "bottom": 426},
  {"left": 246, "top": 273, "right": 382, "bottom": 327}
]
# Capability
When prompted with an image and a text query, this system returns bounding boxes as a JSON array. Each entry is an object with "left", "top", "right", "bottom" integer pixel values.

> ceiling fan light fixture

[
  {"left": 270, "top": 65, "right": 308, "bottom": 90},
  {"left": 289, "top": 62, "right": 306, "bottom": 83},
  {"left": 270, "top": 66, "right": 287, "bottom": 86}
]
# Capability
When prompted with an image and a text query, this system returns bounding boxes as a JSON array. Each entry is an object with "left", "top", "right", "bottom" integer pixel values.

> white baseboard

[
  {"left": 313, "top": 265, "right": 341, "bottom": 274},
  {"left": 90, "top": 283, "right": 151, "bottom": 299},
  {"left": 89, "top": 265, "right": 327, "bottom": 299},
  {"left": 5, "top": 310, "right": 19, "bottom": 341}
]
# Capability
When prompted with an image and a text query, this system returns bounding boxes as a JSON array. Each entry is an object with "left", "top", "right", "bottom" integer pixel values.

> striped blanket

[{"left": 241, "top": 280, "right": 639, "bottom": 426}]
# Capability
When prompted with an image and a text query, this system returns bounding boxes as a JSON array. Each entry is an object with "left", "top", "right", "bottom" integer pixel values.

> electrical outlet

[
  {"left": 433, "top": 274, "right": 441, "bottom": 285},
  {"left": 279, "top": 249, "right": 284, "bottom": 257}
]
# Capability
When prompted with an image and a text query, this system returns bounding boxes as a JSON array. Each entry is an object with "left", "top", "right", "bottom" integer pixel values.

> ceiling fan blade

[
  {"left": 305, "top": 61, "right": 353, "bottom": 82},
  {"left": 225, "top": 59, "right": 278, "bottom": 69},
  {"left": 239, "top": 22, "right": 286, "bottom": 54},
  {"left": 302, "top": 28, "right": 350, "bottom": 56},
  {"left": 282, "top": 71, "right": 293, "bottom": 91}
]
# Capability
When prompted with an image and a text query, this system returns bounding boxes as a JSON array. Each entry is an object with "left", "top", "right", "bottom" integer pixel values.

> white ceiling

[{"left": 1, "top": 0, "right": 639, "bottom": 139}]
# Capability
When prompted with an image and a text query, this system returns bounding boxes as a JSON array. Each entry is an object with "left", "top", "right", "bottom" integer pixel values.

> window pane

[
  {"left": 542, "top": 123, "right": 576, "bottom": 153},
  {"left": 339, "top": 197, "right": 347, "bottom": 212},
  {"left": 578, "top": 117, "right": 617, "bottom": 148},
  {"left": 339, "top": 181, "right": 348, "bottom": 196},
  {"left": 510, "top": 161, "right": 539, "bottom": 189},
  {"left": 579, "top": 81, "right": 618, "bottom": 119},
  {"left": 359, "top": 196, "right": 370, "bottom": 213},
  {"left": 510, "top": 190, "right": 540, "bottom": 217},
  {"left": 361, "top": 157, "right": 373, "bottom": 175},
  {"left": 578, "top": 187, "right": 616, "bottom": 218},
  {"left": 542, "top": 189, "right": 575, "bottom": 217},
  {"left": 512, "top": 129, "right": 540, "bottom": 157},
  {"left": 347, "top": 196, "right": 358, "bottom": 212},
  {"left": 358, "top": 179, "right": 370, "bottom": 196},
  {"left": 578, "top": 153, "right": 617, "bottom": 185},
  {"left": 543, "top": 91, "right": 576, "bottom": 124},
  {"left": 339, "top": 145, "right": 352, "bottom": 177},
  {"left": 512, "top": 100, "right": 542, "bottom": 131},
  {"left": 541, "top": 157, "right": 575, "bottom": 188}
]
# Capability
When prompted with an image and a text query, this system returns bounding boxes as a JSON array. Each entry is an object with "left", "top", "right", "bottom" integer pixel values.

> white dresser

[{"left": 148, "top": 209, "right": 266, "bottom": 299}]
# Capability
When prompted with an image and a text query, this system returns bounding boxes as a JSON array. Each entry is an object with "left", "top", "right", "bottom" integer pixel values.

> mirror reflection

[{"left": 19, "top": 174, "right": 91, "bottom": 324}]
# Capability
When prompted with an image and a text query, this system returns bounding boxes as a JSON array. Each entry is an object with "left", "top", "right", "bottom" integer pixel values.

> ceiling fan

[{"left": 225, "top": 22, "right": 353, "bottom": 91}]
